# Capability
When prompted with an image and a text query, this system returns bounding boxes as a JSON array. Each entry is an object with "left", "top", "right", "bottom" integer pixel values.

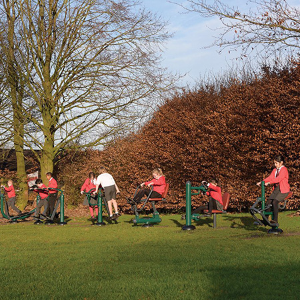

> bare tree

[
  {"left": 183, "top": 0, "right": 300, "bottom": 58},
  {"left": 0, "top": 0, "right": 176, "bottom": 183},
  {"left": 0, "top": 0, "right": 29, "bottom": 207}
]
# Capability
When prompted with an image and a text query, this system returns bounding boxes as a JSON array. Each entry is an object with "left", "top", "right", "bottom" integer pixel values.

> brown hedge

[{"left": 58, "top": 62, "right": 300, "bottom": 212}]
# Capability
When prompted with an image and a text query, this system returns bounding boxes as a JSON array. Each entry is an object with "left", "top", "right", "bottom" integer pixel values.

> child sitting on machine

[
  {"left": 1, "top": 180, "right": 22, "bottom": 216},
  {"left": 192, "top": 179, "right": 223, "bottom": 215},
  {"left": 31, "top": 179, "right": 49, "bottom": 219},
  {"left": 128, "top": 168, "right": 166, "bottom": 204}
]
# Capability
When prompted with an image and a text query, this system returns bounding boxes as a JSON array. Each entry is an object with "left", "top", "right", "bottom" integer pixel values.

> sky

[
  {"left": 140, "top": 0, "right": 300, "bottom": 87},
  {"left": 140, "top": 0, "right": 244, "bottom": 87}
]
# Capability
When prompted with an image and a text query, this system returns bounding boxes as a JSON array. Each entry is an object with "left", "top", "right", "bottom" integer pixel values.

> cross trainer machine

[
  {"left": 0, "top": 188, "right": 36, "bottom": 223},
  {"left": 32, "top": 187, "right": 67, "bottom": 225},
  {"left": 250, "top": 181, "right": 292, "bottom": 234},
  {"left": 83, "top": 188, "right": 109, "bottom": 226}
]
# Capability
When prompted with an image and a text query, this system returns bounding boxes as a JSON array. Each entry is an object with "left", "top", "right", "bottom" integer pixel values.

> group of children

[
  {"left": 80, "top": 166, "right": 121, "bottom": 220},
  {"left": 1, "top": 172, "right": 57, "bottom": 220},
  {"left": 1, "top": 155, "right": 290, "bottom": 225}
]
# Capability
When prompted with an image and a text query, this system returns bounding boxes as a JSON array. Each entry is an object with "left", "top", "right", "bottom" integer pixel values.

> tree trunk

[
  {"left": 40, "top": 137, "right": 55, "bottom": 184},
  {"left": 6, "top": 0, "right": 28, "bottom": 209}
]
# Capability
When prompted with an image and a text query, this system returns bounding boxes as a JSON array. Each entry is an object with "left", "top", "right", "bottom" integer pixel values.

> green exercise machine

[
  {"left": 182, "top": 181, "right": 208, "bottom": 230},
  {"left": 128, "top": 184, "right": 169, "bottom": 227},
  {"left": 250, "top": 181, "right": 292, "bottom": 234},
  {"left": 32, "top": 187, "right": 67, "bottom": 225},
  {"left": 0, "top": 188, "right": 36, "bottom": 223}
]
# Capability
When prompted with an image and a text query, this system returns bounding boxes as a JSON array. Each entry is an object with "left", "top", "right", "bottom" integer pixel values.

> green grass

[{"left": 1, "top": 211, "right": 300, "bottom": 300}]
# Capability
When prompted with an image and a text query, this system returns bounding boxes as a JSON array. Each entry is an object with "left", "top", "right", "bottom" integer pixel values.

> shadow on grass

[
  {"left": 170, "top": 219, "right": 183, "bottom": 227},
  {"left": 170, "top": 217, "right": 213, "bottom": 228},
  {"left": 223, "top": 215, "right": 268, "bottom": 233},
  {"left": 194, "top": 217, "right": 214, "bottom": 228},
  {"left": 207, "top": 263, "right": 300, "bottom": 299}
]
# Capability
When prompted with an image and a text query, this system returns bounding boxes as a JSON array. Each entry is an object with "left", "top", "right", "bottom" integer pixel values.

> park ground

[{"left": 0, "top": 211, "right": 300, "bottom": 300}]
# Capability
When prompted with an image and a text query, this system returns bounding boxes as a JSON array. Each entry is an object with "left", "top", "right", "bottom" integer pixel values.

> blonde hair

[
  {"left": 8, "top": 180, "right": 13, "bottom": 185},
  {"left": 153, "top": 168, "right": 163, "bottom": 176}
]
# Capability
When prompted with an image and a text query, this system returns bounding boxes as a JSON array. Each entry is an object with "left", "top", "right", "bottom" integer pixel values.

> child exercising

[
  {"left": 81, "top": 172, "right": 98, "bottom": 219},
  {"left": 256, "top": 155, "right": 290, "bottom": 224},
  {"left": 1, "top": 180, "right": 22, "bottom": 215},
  {"left": 129, "top": 168, "right": 166, "bottom": 204},
  {"left": 192, "top": 179, "right": 223, "bottom": 215},
  {"left": 45, "top": 172, "right": 58, "bottom": 218},
  {"left": 32, "top": 179, "right": 49, "bottom": 219},
  {"left": 94, "top": 167, "right": 120, "bottom": 220}
]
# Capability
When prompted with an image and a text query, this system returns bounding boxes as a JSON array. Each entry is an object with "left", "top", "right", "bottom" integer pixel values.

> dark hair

[
  {"left": 35, "top": 179, "right": 43, "bottom": 184},
  {"left": 274, "top": 155, "right": 284, "bottom": 163},
  {"left": 46, "top": 172, "right": 53, "bottom": 177},
  {"left": 210, "top": 178, "right": 218, "bottom": 185},
  {"left": 89, "top": 172, "right": 95, "bottom": 179},
  {"left": 99, "top": 166, "right": 106, "bottom": 174}
]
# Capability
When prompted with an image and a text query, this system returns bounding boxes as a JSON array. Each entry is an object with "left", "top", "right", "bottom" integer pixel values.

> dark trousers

[
  {"left": 133, "top": 189, "right": 162, "bottom": 202},
  {"left": 5, "top": 197, "right": 21, "bottom": 215},
  {"left": 44, "top": 193, "right": 57, "bottom": 217},
  {"left": 266, "top": 186, "right": 289, "bottom": 222},
  {"left": 192, "top": 198, "right": 218, "bottom": 214},
  {"left": 35, "top": 199, "right": 48, "bottom": 218}
]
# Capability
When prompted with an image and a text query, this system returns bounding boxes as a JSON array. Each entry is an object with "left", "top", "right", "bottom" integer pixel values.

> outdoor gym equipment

[
  {"left": 83, "top": 188, "right": 108, "bottom": 226},
  {"left": 128, "top": 183, "right": 169, "bottom": 227},
  {"left": 250, "top": 181, "right": 292, "bottom": 234},
  {"left": 33, "top": 187, "right": 67, "bottom": 225},
  {"left": 182, "top": 181, "right": 230, "bottom": 230},
  {"left": 0, "top": 188, "right": 36, "bottom": 223}
]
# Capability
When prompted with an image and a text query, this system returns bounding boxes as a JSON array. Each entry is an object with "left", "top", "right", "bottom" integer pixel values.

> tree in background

[
  {"left": 0, "top": 0, "right": 176, "bottom": 186},
  {"left": 183, "top": 0, "right": 300, "bottom": 59},
  {"left": 0, "top": 0, "right": 29, "bottom": 207}
]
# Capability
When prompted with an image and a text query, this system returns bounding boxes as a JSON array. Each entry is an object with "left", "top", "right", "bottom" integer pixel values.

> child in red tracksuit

[
  {"left": 130, "top": 168, "right": 166, "bottom": 203},
  {"left": 257, "top": 155, "right": 290, "bottom": 223},
  {"left": 1, "top": 180, "right": 21, "bottom": 215},
  {"left": 45, "top": 172, "right": 58, "bottom": 217},
  {"left": 81, "top": 172, "right": 98, "bottom": 219},
  {"left": 192, "top": 179, "right": 223, "bottom": 215},
  {"left": 32, "top": 179, "right": 49, "bottom": 219}
]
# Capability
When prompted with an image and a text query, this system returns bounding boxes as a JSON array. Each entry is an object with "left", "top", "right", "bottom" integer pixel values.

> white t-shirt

[{"left": 96, "top": 173, "right": 115, "bottom": 187}]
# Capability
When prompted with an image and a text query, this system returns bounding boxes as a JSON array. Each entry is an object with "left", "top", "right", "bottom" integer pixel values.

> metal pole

[
  {"left": 261, "top": 181, "right": 265, "bottom": 211},
  {"left": 58, "top": 192, "right": 67, "bottom": 225},
  {"left": 182, "top": 181, "right": 195, "bottom": 230},
  {"left": 96, "top": 191, "right": 105, "bottom": 226}
]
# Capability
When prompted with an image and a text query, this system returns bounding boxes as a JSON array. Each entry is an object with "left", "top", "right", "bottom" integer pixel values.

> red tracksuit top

[
  {"left": 207, "top": 183, "right": 223, "bottom": 205},
  {"left": 145, "top": 176, "right": 166, "bottom": 195},
  {"left": 81, "top": 178, "right": 96, "bottom": 193},
  {"left": 48, "top": 177, "right": 58, "bottom": 194},
  {"left": 4, "top": 185, "right": 15, "bottom": 198},
  {"left": 34, "top": 184, "right": 49, "bottom": 199},
  {"left": 264, "top": 166, "right": 290, "bottom": 193}
]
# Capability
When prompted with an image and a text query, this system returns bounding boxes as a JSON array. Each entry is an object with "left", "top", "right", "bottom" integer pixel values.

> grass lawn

[{"left": 0, "top": 211, "right": 300, "bottom": 300}]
